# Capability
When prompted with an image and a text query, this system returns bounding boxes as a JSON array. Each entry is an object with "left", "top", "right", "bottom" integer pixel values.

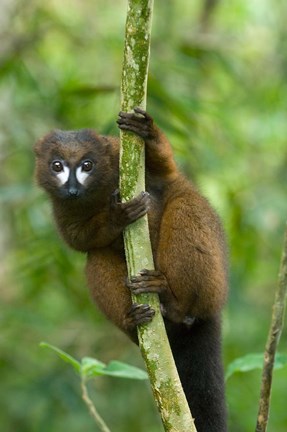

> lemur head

[{"left": 34, "top": 129, "right": 118, "bottom": 201}]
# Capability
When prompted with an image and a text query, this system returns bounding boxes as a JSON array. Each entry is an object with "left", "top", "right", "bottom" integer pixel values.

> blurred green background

[{"left": 1, "top": 0, "right": 287, "bottom": 430}]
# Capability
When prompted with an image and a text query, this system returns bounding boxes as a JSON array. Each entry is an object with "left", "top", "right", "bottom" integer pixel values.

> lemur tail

[{"left": 165, "top": 315, "right": 227, "bottom": 432}]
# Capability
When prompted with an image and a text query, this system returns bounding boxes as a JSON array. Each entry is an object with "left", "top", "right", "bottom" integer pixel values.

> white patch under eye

[
  {"left": 56, "top": 165, "right": 70, "bottom": 185},
  {"left": 76, "top": 166, "right": 90, "bottom": 185}
]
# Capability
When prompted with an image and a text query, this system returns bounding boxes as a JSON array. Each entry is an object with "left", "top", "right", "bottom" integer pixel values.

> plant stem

[
  {"left": 81, "top": 376, "right": 111, "bottom": 432},
  {"left": 255, "top": 223, "right": 287, "bottom": 432}
]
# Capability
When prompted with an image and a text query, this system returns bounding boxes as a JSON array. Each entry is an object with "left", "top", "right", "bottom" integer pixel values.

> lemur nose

[{"left": 68, "top": 187, "right": 79, "bottom": 197}]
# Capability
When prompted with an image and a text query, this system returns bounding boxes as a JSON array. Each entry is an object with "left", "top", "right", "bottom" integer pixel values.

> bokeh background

[{"left": 1, "top": 0, "right": 287, "bottom": 430}]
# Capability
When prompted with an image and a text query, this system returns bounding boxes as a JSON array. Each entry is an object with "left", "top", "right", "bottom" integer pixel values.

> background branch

[{"left": 255, "top": 223, "right": 287, "bottom": 432}]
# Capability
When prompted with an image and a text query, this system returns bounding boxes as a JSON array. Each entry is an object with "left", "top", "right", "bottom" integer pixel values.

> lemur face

[
  {"left": 48, "top": 155, "right": 95, "bottom": 199},
  {"left": 34, "top": 129, "right": 114, "bottom": 201}
]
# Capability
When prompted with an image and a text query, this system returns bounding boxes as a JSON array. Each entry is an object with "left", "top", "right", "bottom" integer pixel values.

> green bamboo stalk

[{"left": 119, "top": 1, "right": 196, "bottom": 430}]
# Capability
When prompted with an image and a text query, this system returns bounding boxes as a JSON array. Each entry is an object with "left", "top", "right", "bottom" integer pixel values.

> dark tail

[{"left": 165, "top": 315, "right": 227, "bottom": 432}]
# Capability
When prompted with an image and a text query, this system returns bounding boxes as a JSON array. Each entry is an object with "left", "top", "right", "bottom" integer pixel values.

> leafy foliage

[
  {"left": 1, "top": 0, "right": 287, "bottom": 431},
  {"left": 225, "top": 353, "right": 287, "bottom": 381},
  {"left": 40, "top": 342, "right": 148, "bottom": 380}
]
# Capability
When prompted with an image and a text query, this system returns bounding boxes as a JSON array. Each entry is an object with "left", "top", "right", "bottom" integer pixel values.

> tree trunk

[{"left": 119, "top": 0, "right": 196, "bottom": 431}]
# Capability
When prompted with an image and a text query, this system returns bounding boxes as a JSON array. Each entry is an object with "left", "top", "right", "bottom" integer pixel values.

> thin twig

[
  {"left": 255, "top": 223, "right": 287, "bottom": 432},
  {"left": 81, "top": 377, "right": 111, "bottom": 432}
]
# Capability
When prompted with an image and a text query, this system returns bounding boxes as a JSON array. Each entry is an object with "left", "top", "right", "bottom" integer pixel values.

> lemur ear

[
  {"left": 33, "top": 137, "right": 45, "bottom": 157},
  {"left": 33, "top": 130, "right": 62, "bottom": 156}
]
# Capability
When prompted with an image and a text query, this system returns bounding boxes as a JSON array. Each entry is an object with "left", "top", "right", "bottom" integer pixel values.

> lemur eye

[
  {"left": 81, "top": 160, "right": 93, "bottom": 172},
  {"left": 51, "top": 161, "right": 64, "bottom": 172}
]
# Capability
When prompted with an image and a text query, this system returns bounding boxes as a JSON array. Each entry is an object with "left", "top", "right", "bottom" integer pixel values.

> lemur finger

[
  {"left": 118, "top": 112, "right": 147, "bottom": 123},
  {"left": 111, "top": 188, "right": 121, "bottom": 205},
  {"left": 121, "top": 191, "right": 150, "bottom": 210},
  {"left": 125, "top": 303, "right": 155, "bottom": 326},
  {"left": 133, "top": 107, "right": 153, "bottom": 121}
]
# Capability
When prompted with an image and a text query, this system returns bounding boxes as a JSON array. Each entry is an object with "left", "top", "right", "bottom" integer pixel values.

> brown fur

[{"left": 34, "top": 111, "right": 228, "bottom": 431}]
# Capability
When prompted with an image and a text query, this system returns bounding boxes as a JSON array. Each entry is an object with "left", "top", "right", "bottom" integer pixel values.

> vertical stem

[
  {"left": 81, "top": 377, "right": 111, "bottom": 432},
  {"left": 119, "top": 0, "right": 196, "bottom": 431},
  {"left": 255, "top": 224, "right": 287, "bottom": 432}
]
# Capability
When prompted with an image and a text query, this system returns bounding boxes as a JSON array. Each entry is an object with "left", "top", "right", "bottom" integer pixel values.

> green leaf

[
  {"left": 81, "top": 358, "right": 148, "bottom": 380},
  {"left": 81, "top": 357, "right": 106, "bottom": 378},
  {"left": 101, "top": 361, "right": 148, "bottom": 380},
  {"left": 225, "top": 353, "right": 287, "bottom": 381},
  {"left": 40, "top": 343, "right": 148, "bottom": 381},
  {"left": 39, "top": 342, "right": 81, "bottom": 374},
  {"left": 274, "top": 353, "right": 287, "bottom": 368}
]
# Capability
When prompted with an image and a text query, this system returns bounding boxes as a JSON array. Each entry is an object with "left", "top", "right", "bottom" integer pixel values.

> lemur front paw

[
  {"left": 117, "top": 107, "right": 156, "bottom": 140},
  {"left": 127, "top": 269, "right": 169, "bottom": 296},
  {"left": 124, "top": 303, "right": 155, "bottom": 330},
  {"left": 111, "top": 189, "right": 150, "bottom": 226}
]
